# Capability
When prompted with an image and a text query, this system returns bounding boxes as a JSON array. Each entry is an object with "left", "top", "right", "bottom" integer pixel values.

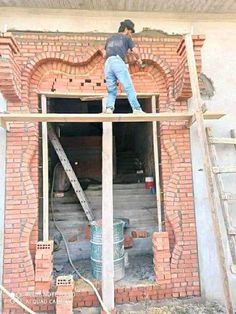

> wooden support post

[
  {"left": 41, "top": 95, "right": 49, "bottom": 241},
  {"left": 102, "top": 96, "right": 107, "bottom": 113},
  {"left": 185, "top": 33, "right": 233, "bottom": 313},
  {"left": 151, "top": 96, "right": 162, "bottom": 232},
  {"left": 102, "top": 99, "right": 114, "bottom": 311}
]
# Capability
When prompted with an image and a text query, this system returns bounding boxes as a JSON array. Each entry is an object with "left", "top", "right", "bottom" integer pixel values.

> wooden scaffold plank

[
  {"left": 0, "top": 111, "right": 225, "bottom": 126},
  {"left": 42, "top": 92, "right": 160, "bottom": 99}
]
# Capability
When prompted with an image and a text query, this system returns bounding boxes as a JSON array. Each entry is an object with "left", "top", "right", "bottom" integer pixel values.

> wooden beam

[
  {"left": 0, "top": 112, "right": 225, "bottom": 125},
  {"left": 209, "top": 137, "right": 236, "bottom": 145},
  {"left": 185, "top": 33, "right": 233, "bottom": 313},
  {"left": 222, "top": 193, "right": 236, "bottom": 201},
  {"left": 151, "top": 96, "right": 162, "bottom": 232},
  {"left": 231, "top": 129, "right": 236, "bottom": 141},
  {"left": 102, "top": 98, "right": 114, "bottom": 311},
  {"left": 41, "top": 92, "right": 159, "bottom": 99},
  {"left": 212, "top": 166, "right": 236, "bottom": 174},
  {"left": 41, "top": 95, "right": 49, "bottom": 241},
  {"left": 187, "top": 103, "right": 207, "bottom": 127},
  {"left": 0, "top": 117, "right": 9, "bottom": 131}
]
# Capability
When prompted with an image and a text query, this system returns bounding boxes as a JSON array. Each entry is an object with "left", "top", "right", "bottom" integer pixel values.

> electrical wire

[
  {"left": 50, "top": 163, "right": 110, "bottom": 314},
  {"left": 0, "top": 284, "right": 36, "bottom": 314}
]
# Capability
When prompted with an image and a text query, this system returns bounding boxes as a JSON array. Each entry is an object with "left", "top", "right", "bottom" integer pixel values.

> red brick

[
  {"left": 124, "top": 234, "right": 133, "bottom": 248},
  {"left": 131, "top": 230, "right": 149, "bottom": 238}
]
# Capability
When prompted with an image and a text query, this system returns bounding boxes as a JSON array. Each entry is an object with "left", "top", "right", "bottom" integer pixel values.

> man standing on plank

[{"left": 104, "top": 19, "right": 145, "bottom": 114}]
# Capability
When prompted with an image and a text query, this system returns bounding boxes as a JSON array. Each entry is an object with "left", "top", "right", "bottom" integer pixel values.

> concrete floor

[{"left": 53, "top": 254, "right": 155, "bottom": 286}]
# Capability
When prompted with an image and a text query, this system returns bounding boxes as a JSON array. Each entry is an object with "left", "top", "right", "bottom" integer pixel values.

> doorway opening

[{"left": 43, "top": 97, "right": 160, "bottom": 284}]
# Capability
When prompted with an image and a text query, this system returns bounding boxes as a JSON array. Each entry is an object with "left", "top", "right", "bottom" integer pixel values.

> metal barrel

[{"left": 90, "top": 219, "right": 125, "bottom": 281}]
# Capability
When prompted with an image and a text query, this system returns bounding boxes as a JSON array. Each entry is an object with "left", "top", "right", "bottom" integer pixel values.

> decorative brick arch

[
  {"left": 21, "top": 47, "right": 105, "bottom": 107},
  {"left": 2, "top": 33, "right": 203, "bottom": 312},
  {"left": 140, "top": 53, "right": 174, "bottom": 86},
  {"left": 23, "top": 51, "right": 174, "bottom": 114},
  {"left": 129, "top": 51, "right": 174, "bottom": 103},
  {"left": 17, "top": 49, "right": 178, "bottom": 260},
  {"left": 25, "top": 51, "right": 183, "bottom": 273}
]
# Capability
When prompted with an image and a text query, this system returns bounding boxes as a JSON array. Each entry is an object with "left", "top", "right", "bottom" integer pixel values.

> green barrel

[{"left": 90, "top": 219, "right": 125, "bottom": 281}]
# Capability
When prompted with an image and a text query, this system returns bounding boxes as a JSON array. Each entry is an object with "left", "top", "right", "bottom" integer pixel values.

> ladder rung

[
  {"left": 212, "top": 166, "right": 236, "bottom": 174},
  {"left": 48, "top": 124, "right": 95, "bottom": 222},
  {"left": 231, "top": 264, "right": 236, "bottom": 274},
  {"left": 227, "top": 226, "right": 236, "bottom": 235},
  {"left": 222, "top": 193, "right": 236, "bottom": 201},
  {"left": 209, "top": 137, "right": 236, "bottom": 145}
]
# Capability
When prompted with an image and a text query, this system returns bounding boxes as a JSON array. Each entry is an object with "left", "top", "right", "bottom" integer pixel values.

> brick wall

[{"left": 0, "top": 31, "right": 204, "bottom": 312}]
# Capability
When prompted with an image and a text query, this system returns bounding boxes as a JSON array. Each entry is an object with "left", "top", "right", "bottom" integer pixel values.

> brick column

[
  {"left": 35, "top": 241, "right": 53, "bottom": 292},
  {"left": 56, "top": 275, "right": 74, "bottom": 314},
  {"left": 153, "top": 232, "right": 171, "bottom": 286},
  {"left": 0, "top": 33, "right": 21, "bottom": 102}
]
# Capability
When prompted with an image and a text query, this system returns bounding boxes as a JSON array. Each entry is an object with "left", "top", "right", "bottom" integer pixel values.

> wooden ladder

[
  {"left": 48, "top": 123, "right": 95, "bottom": 223},
  {"left": 206, "top": 127, "right": 236, "bottom": 273}
]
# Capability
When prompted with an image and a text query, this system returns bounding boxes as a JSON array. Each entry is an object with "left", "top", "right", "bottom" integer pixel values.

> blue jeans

[{"left": 104, "top": 56, "right": 141, "bottom": 111}]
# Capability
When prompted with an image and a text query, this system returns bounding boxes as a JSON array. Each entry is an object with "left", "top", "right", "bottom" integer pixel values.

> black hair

[
  {"left": 118, "top": 20, "right": 134, "bottom": 33},
  {"left": 118, "top": 22, "right": 126, "bottom": 33}
]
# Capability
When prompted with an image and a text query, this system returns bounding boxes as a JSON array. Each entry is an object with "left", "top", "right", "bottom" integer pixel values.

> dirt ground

[
  {"left": 76, "top": 297, "right": 226, "bottom": 314},
  {"left": 117, "top": 301, "right": 225, "bottom": 314}
]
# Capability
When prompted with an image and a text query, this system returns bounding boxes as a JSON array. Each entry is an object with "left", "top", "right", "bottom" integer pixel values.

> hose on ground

[{"left": 50, "top": 163, "right": 110, "bottom": 314}]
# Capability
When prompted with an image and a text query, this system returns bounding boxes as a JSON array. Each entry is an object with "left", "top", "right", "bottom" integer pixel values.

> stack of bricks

[
  {"left": 35, "top": 241, "right": 53, "bottom": 292},
  {"left": 56, "top": 275, "right": 74, "bottom": 314},
  {"left": 131, "top": 230, "right": 149, "bottom": 238},
  {"left": 124, "top": 233, "right": 133, "bottom": 249},
  {"left": 84, "top": 224, "right": 91, "bottom": 240},
  {"left": 152, "top": 232, "right": 171, "bottom": 288}
]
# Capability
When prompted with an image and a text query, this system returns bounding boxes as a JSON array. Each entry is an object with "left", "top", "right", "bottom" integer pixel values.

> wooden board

[
  {"left": 42, "top": 92, "right": 160, "bottom": 99},
  {"left": 0, "top": 111, "right": 225, "bottom": 125},
  {"left": 41, "top": 95, "right": 49, "bottom": 241},
  {"left": 209, "top": 137, "right": 236, "bottom": 144},
  {"left": 151, "top": 95, "right": 162, "bottom": 231},
  {"left": 212, "top": 166, "right": 236, "bottom": 174},
  {"left": 102, "top": 102, "right": 114, "bottom": 310},
  {"left": 222, "top": 193, "right": 236, "bottom": 201}
]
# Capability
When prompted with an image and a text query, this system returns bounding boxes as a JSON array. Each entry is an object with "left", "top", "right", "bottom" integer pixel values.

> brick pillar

[
  {"left": 0, "top": 34, "right": 21, "bottom": 102},
  {"left": 153, "top": 232, "right": 171, "bottom": 286},
  {"left": 35, "top": 241, "right": 53, "bottom": 292},
  {"left": 56, "top": 275, "right": 74, "bottom": 314}
]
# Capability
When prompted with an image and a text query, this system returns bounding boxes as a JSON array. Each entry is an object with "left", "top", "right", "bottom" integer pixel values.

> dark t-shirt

[{"left": 105, "top": 34, "right": 135, "bottom": 61}]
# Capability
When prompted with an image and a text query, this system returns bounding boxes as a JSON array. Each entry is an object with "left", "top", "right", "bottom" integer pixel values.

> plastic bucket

[
  {"left": 90, "top": 219, "right": 125, "bottom": 281},
  {"left": 145, "top": 176, "right": 154, "bottom": 189}
]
